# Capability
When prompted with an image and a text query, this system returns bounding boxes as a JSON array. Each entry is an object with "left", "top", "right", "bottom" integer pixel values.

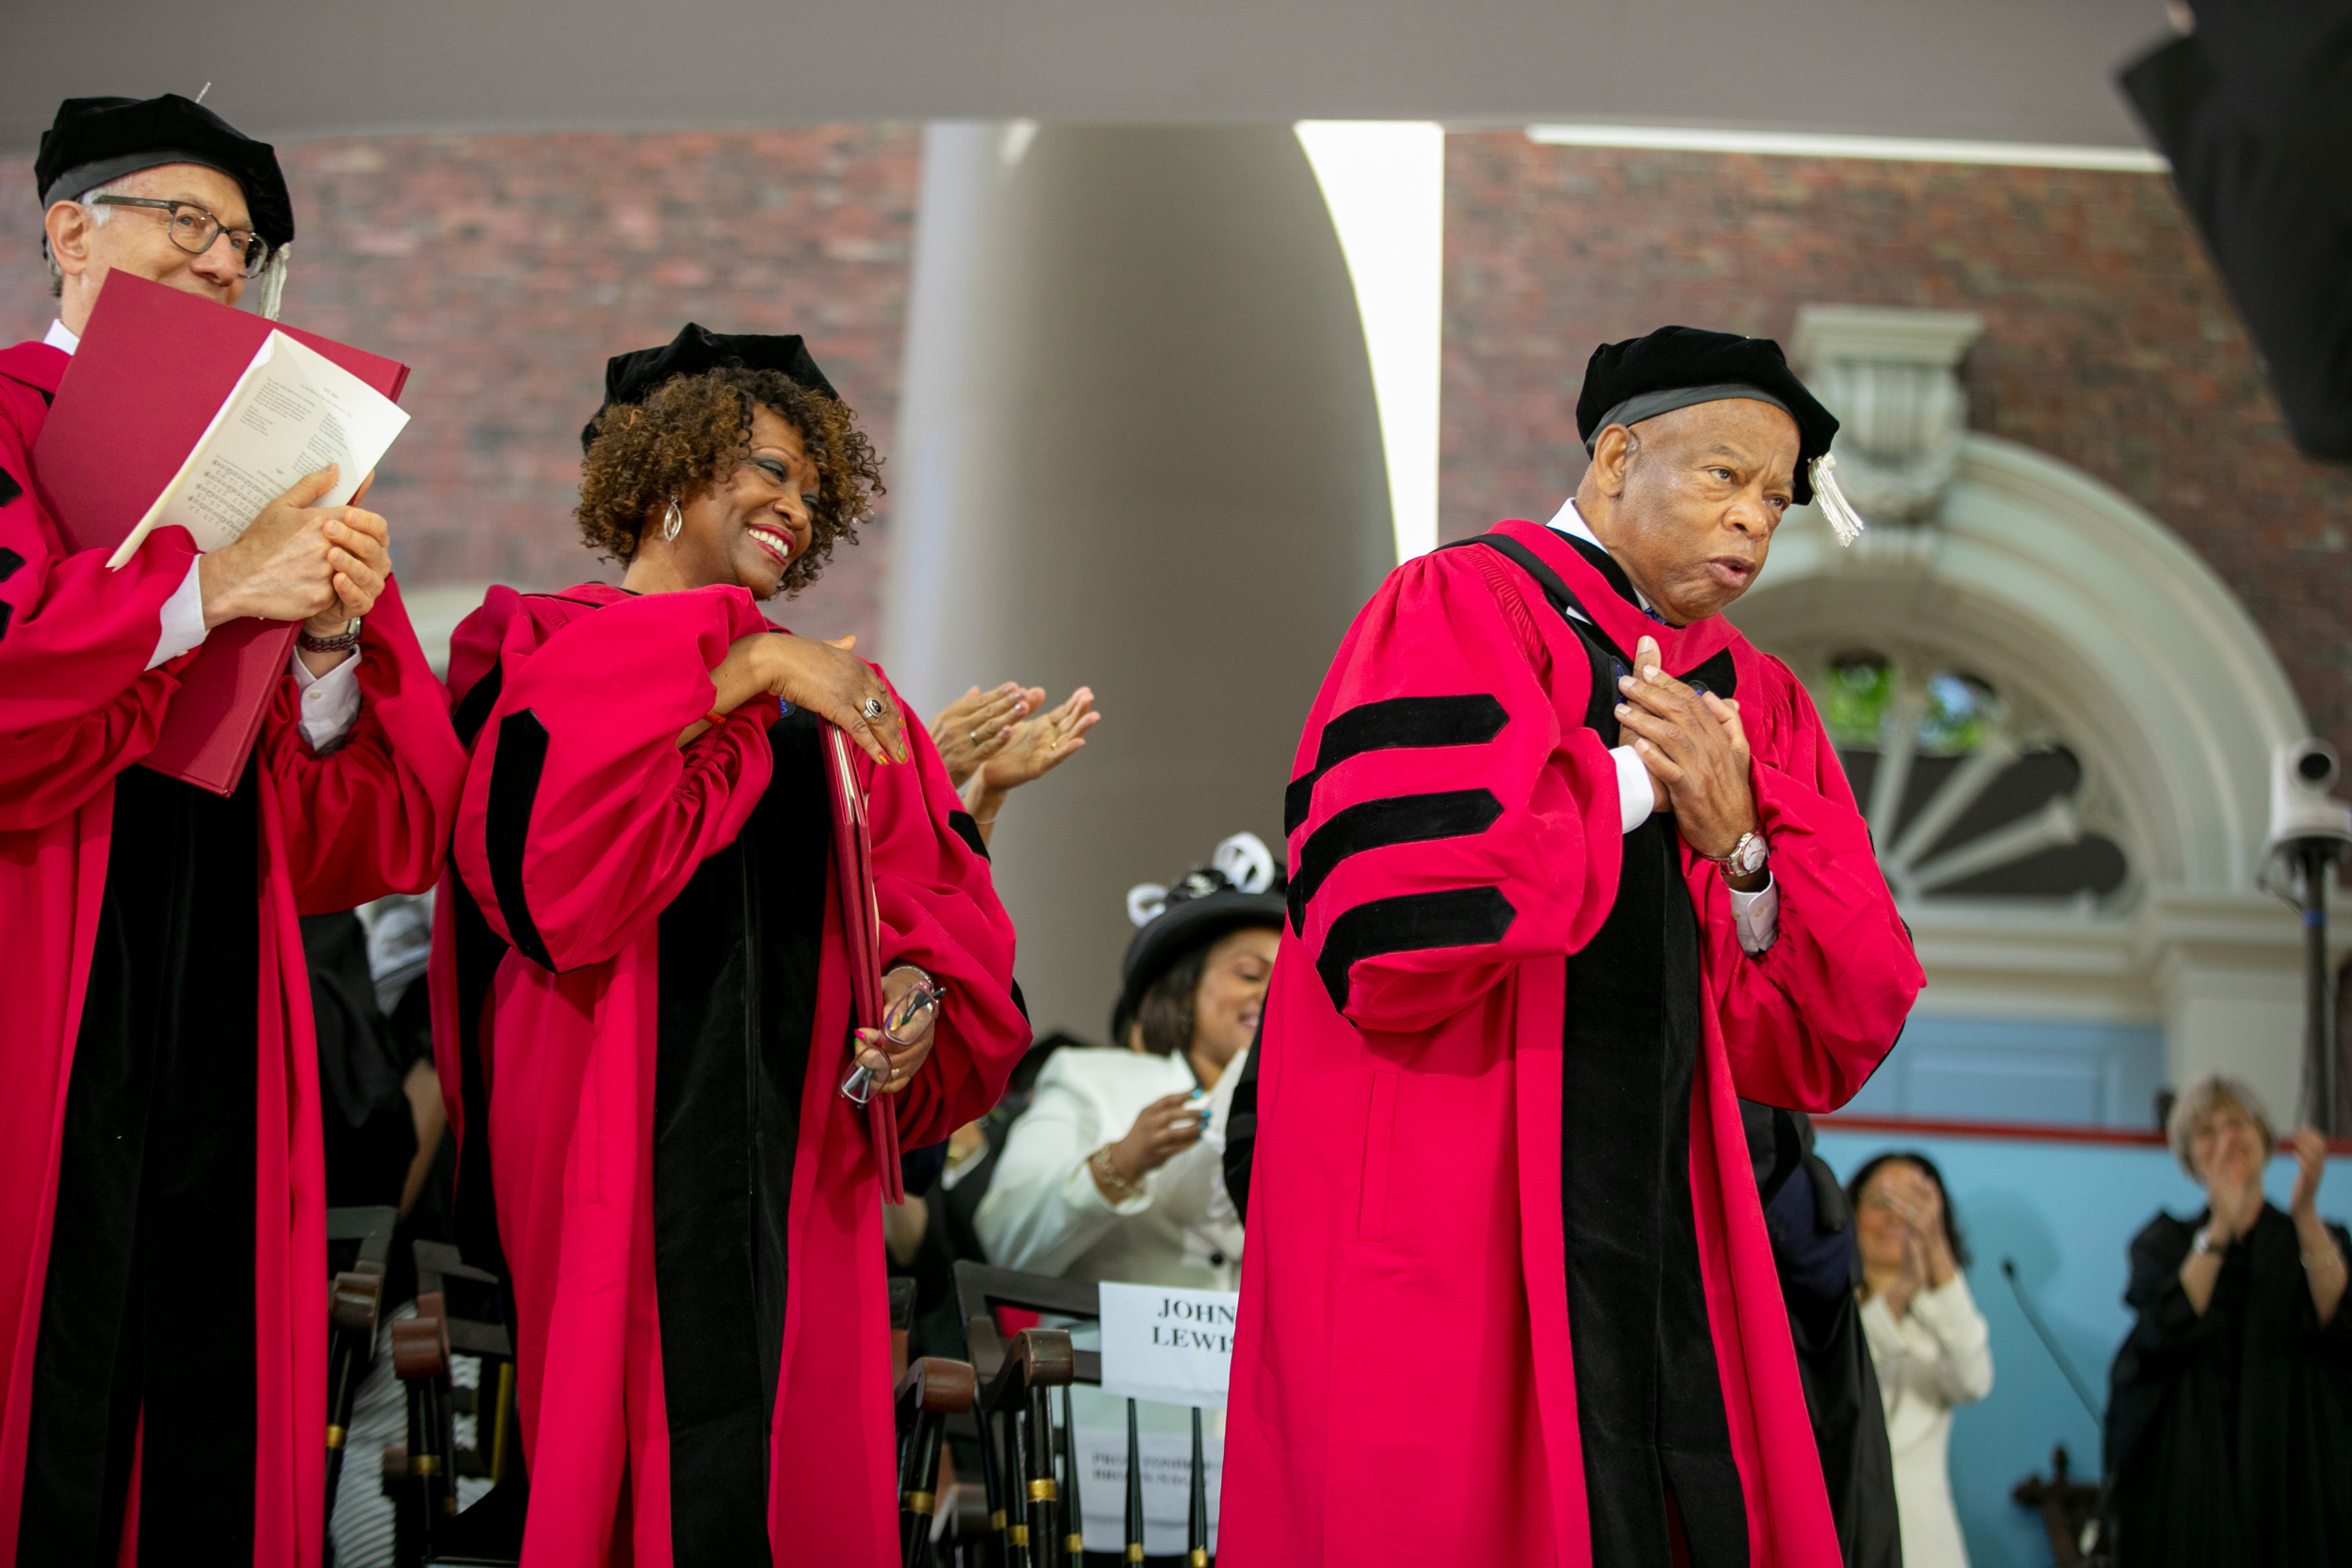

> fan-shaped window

[{"left": 1820, "top": 654, "right": 2128, "bottom": 903}]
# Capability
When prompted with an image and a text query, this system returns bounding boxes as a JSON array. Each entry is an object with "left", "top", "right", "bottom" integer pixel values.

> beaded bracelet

[{"left": 298, "top": 618, "right": 362, "bottom": 654}]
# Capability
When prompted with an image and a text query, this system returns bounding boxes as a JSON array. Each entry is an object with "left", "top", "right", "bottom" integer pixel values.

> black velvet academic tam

[
  {"left": 1577, "top": 326, "right": 1839, "bottom": 504},
  {"left": 36, "top": 94, "right": 294, "bottom": 250},
  {"left": 581, "top": 323, "right": 840, "bottom": 451}
]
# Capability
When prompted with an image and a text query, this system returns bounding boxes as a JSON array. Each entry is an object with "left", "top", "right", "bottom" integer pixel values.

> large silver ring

[{"left": 861, "top": 697, "right": 885, "bottom": 721}]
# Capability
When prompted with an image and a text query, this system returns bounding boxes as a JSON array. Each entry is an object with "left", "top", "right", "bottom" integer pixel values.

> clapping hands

[
  {"left": 977, "top": 686, "right": 1099, "bottom": 793},
  {"left": 928, "top": 680, "right": 1103, "bottom": 846},
  {"left": 1875, "top": 1164, "right": 1956, "bottom": 1314},
  {"left": 930, "top": 684, "right": 1036, "bottom": 790}
]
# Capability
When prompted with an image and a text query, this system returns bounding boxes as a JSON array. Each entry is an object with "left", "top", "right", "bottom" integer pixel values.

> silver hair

[
  {"left": 43, "top": 173, "right": 136, "bottom": 295},
  {"left": 2167, "top": 1071, "right": 2277, "bottom": 1180}
]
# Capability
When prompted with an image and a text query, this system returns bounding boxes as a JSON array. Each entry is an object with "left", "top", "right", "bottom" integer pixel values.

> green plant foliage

[
  {"left": 1917, "top": 672, "right": 1991, "bottom": 755},
  {"left": 1824, "top": 657, "right": 1897, "bottom": 748},
  {"left": 1823, "top": 658, "right": 1994, "bottom": 754}
]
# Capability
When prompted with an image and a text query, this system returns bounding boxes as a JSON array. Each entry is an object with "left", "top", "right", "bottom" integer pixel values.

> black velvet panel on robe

[
  {"left": 1742, "top": 1102, "right": 1899, "bottom": 1568},
  {"left": 651, "top": 706, "right": 830, "bottom": 1568},
  {"left": 1436, "top": 530, "right": 1746, "bottom": 1566},
  {"left": 2105, "top": 1205, "right": 2352, "bottom": 1567},
  {"left": 18, "top": 761, "right": 261, "bottom": 1568},
  {"left": 444, "top": 664, "right": 514, "bottom": 1295}
]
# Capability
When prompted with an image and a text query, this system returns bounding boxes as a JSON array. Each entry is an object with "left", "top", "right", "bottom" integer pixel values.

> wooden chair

[
  {"left": 2010, "top": 1444, "right": 2111, "bottom": 1567},
  {"left": 953, "top": 1262, "right": 1212, "bottom": 1567},
  {"left": 324, "top": 1206, "right": 398, "bottom": 1535},
  {"left": 982, "top": 1327, "right": 1075, "bottom": 1568},
  {"left": 413, "top": 1240, "right": 519, "bottom": 1490},
  {"left": 377, "top": 1240, "right": 524, "bottom": 1568},
  {"left": 898, "top": 1355, "right": 978, "bottom": 1568}
]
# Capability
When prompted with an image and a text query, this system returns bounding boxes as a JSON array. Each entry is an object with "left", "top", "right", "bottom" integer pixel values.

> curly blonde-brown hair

[{"left": 575, "top": 365, "right": 882, "bottom": 595}]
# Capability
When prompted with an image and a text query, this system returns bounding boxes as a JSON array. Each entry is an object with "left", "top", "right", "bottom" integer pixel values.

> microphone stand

[{"left": 2001, "top": 1258, "right": 2116, "bottom": 1564}]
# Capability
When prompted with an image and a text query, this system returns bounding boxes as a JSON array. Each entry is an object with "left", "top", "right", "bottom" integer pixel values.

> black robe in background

[
  {"left": 1742, "top": 1102, "right": 1901, "bottom": 1568},
  {"left": 2105, "top": 1203, "right": 2352, "bottom": 1566},
  {"left": 304, "top": 910, "right": 418, "bottom": 1211}
]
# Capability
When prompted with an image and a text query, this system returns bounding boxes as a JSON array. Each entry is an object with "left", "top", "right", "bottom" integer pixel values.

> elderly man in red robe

[
  {"left": 0, "top": 95, "right": 463, "bottom": 1562},
  {"left": 1224, "top": 326, "right": 1924, "bottom": 1566}
]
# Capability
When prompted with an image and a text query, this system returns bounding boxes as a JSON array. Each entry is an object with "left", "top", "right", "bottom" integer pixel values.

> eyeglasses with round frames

[{"left": 90, "top": 195, "right": 272, "bottom": 278}]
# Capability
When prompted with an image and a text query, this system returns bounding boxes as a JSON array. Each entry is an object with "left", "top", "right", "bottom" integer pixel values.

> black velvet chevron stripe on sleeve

[
  {"left": 0, "top": 487, "right": 20, "bottom": 643},
  {"left": 485, "top": 708, "right": 557, "bottom": 971},
  {"left": 1288, "top": 788, "right": 1504, "bottom": 930},
  {"left": 1314, "top": 886, "right": 1517, "bottom": 1011},
  {"left": 451, "top": 664, "right": 507, "bottom": 750},
  {"left": 1283, "top": 694, "right": 1508, "bottom": 834}
]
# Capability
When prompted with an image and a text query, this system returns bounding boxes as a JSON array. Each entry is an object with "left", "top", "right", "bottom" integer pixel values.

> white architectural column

[{"left": 886, "top": 124, "right": 1393, "bottom": 1037}]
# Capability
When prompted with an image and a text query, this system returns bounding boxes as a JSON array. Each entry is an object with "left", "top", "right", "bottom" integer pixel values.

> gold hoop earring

[{"left": 661, "top": 496, "right": 683, "bottom": 544}]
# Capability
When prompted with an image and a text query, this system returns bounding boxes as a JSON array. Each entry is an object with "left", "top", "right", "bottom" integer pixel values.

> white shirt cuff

[
  {"left": 1610, "top": 744, "right": 1654, "bottom": 834},
  {"left": 147, "top": 562, "right": 208, "bottom": 670},
  {"left": 289, "top": 646, "right": 364, "bottom": 751},
  {"left": 1730, "top": 875, "right": 1778, "bottom": 955}
]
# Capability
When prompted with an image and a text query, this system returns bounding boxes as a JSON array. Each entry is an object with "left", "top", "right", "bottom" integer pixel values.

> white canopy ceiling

[{"left": 7, "top": 0, "right": 2169, "bottom": 153}]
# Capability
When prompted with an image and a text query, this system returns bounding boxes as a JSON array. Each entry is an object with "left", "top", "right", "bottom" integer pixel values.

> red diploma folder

[
  {"left": 34, "top": 273, "right": 411, "bottom": 796},
  {"left": 823, "top": 724, "right": 906, "bottom": 1203}
]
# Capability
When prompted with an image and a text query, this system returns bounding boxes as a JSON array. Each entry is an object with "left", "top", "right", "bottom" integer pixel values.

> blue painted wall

[
  {"left": 1838, "top": 1016, "right": 2167, "bottom": 1129},
  {"left": 1811, "top": 1128, "right": 2352, "bottom": 1568}
]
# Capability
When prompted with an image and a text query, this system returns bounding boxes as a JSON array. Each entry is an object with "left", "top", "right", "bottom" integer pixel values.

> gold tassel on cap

[{"left": 1810, "top": 452, "right": 1867, "bottom": 546}]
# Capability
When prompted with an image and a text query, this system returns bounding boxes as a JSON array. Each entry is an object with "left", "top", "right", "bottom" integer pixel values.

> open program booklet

[{"left": 106, "top": 329, "right": 411, "bottom": 567}]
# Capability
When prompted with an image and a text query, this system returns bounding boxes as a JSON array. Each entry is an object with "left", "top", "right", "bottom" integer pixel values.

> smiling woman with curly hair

[
  {"left": 576, "top": 359, "right": 882, "bottom": 596},
  {"left": 435, "top": 325, "right": 1029, "bottom": 1564}
]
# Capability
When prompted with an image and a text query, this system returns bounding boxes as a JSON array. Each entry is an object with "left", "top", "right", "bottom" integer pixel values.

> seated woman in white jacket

[
  {"left": 977, "top": 834, "right": 1283, "bottom": 1292},
  {"left": 1849, "top": 1151, "right": 1995, "bottom": 1568}
]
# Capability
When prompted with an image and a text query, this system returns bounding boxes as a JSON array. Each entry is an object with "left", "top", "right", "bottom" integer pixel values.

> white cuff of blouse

[
  {"left": 147, "top": 561, "right": 208, "bottom": 670},
  {"left": 289, "top": 647, "right": 363, "bottom": 751},
  {"left": 1068, "top": 1156, "right": 1152, "bottom": 1218},
  {"left": 1610, "top": 743, "right": 1654, "bottom": 834},
  {"left": 1730, "top": 878, "right": 1778, "bottom": 955}
]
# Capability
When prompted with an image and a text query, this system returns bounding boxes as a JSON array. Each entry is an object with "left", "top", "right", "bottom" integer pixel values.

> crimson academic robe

[
  {"left": 436, "top": 582, "right": 1028, "bottom": 1566},
  {"left": 0, "top": 340, "right": 466, "bottom": 1564},
  {"left": 1222, "top": 518, "right": 1922, "bottom": 1567}
]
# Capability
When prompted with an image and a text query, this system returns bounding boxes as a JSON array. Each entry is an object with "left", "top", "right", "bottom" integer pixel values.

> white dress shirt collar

[
  {"left": 43, "top": 319, "right": 81, "bottom": 356},
  {"left": 1541, "top": 496, "right": 1652, "bottom": 612},
  {"left": 1543, "top": 494, "right": 1601, "bottom": 548}
]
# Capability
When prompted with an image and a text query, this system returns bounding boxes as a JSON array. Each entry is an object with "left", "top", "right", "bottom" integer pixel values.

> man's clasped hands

[{"left": 1615, "top": 633, "right": 1765, "bottom": 883}]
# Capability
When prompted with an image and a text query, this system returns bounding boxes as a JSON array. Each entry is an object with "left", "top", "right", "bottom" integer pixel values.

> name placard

[{"left": 1096, "top": 1282, "right": 1241, "bottom": 1409}]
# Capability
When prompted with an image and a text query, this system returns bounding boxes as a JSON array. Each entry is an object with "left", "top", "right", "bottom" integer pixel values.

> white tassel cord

[
  {"left": 255, "top": 250, "right": 289, "bottom": 321},
  {"left": 1810, "top": 452, "right": 1868, "bottom": 546}
]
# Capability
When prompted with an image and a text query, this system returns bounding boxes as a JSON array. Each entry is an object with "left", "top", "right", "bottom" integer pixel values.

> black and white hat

[{"left": 1109, "top": 832, "right": 1285, "bottom": 1043}]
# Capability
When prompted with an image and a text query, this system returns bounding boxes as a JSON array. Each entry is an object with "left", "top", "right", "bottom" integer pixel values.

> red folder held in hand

[
  {"left": 823, "top": 724, "right": 906, "bottom": 1204},
  {"left": 34, "top": 273, "right": 411, "bottom": 796}
]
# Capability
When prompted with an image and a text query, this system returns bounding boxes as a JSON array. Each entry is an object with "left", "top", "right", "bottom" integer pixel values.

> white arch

[
  {"left": 1730, "top": 434, "right": 2308, "bottom": 897},
  {"left": 1729, "top": 435, "right": 2343, "bottom": 1123}
]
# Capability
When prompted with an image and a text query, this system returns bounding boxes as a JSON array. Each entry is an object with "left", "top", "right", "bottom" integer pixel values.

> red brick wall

[
  {"left": 2, "top": 125, "right": 922, "bottom": 646},
  {"left": 1440, "top": 134, "right": 2352, "bottom": 761},
  {"left": 8, "top": 127, "right": 2343, "bottom": 753}
]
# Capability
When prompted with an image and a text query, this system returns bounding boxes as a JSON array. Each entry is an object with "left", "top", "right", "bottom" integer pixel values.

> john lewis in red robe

[
  {"left": 0, "top": 333, "right": 464, "bottom": 1564},
  {"left": 1223, "top": 330, "right": 1923, "bottom": 1566},
  {"left": 436, "top": 582, "right": 1028, "bottom": 1565}
]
